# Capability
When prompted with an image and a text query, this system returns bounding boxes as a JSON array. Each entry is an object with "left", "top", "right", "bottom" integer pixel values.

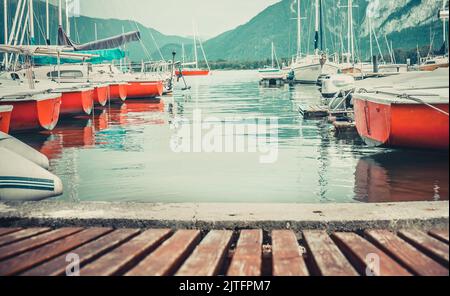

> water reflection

[
  {"left": 13, "top": 71, "right": 449, "bottom": 204},
  {"left": 354, "top": 151, "right": 449, "bottom": 203}
]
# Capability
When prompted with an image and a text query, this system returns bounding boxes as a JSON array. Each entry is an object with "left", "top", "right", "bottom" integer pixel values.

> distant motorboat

[
  {"left": 0, "top": 147, "right": 63, "bottom": 201},
  {"left": 419, "top": 55, "right": 449, "bottom": 72}
]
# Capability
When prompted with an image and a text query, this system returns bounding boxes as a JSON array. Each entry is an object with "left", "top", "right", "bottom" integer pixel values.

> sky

[{"left": 77, "top": 0, "right": 281, "bottom": 38}]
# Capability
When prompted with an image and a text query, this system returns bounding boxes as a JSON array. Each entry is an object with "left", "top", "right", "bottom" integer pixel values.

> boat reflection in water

[
  {"left": 15, "top": 99, "right": 166, "bottom": 161},
  {"left": 355, "top": 151, "right": 449, "bottom": 203}
]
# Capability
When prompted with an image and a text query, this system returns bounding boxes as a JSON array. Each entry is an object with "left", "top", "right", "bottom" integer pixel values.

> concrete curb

[{"left": 0, "top": 201, "right": 448, "bottom": 232}]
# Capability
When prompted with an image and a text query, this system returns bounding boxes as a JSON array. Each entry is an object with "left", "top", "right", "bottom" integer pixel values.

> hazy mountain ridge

[{"left": 1, "top": 0, "right": 446, "bottom": 63}]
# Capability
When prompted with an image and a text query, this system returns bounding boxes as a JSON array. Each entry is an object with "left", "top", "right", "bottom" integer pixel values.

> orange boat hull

[
  {"left": 354, "top": 98, "right": 449, "bottom": 150},
  {"left": 0, "top": 106, "right": 13, "bottom": 134},
  {"left": 419, "top": 63, "right": 449, "bottom": 72},
  {"left": 126, "top": 81, "right": 164, "bottom": 99},
  {"left": 60, "top": 90, "right": 94, "bottom": 116},
  {"left": 176, "top": 69, "right": 210, "bottom": 76},
  {"left": 93, "top": 85, "right": 109, "bottom": 106},
  {"left": 0, "top": 96, "right": 62, "bottom": 133},
  {"left": 109, "top": 84, "right": 127, "bottom": 102}
]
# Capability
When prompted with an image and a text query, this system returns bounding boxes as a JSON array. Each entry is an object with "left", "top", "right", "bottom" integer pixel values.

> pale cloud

[{"left": 75, "top": 0, "right": 281, "bottom": 38}]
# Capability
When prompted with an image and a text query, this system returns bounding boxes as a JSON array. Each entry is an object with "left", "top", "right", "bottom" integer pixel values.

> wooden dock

[{"left": 0, "top": 227, "right": 448, "bottom": 276}]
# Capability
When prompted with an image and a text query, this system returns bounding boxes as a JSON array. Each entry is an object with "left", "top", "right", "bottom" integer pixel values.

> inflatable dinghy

[
  {"left": 0, "top": 147, "right": 63, "bottom": 201},
  {"left": 0, "top": 131, "right": 50, "bottom": 169}
]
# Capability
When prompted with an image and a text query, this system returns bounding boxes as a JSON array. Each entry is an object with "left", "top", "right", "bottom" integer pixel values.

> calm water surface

[{"left": 17, "top": 70, "right": 449, "bottom": 203}]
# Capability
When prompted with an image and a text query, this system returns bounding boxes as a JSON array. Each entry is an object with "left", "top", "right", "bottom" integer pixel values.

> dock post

[{"left": 372, "top": 55, "right": 379, "bottom": 73}]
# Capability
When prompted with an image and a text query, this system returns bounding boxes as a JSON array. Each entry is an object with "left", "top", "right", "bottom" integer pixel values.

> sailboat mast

[
  {"left": 65, "top": 0, "right": 70, "bottom": 37},
  {"left": 296, "top": 0, "right": 301, "bottom": 57},
  {"left": 3, "top": 0, "right": 8, "bottom": 69},
  {"left": 369, "top": 15, "right": 373, "bottom": 60},
  {"left": 46, "top": 0, "right": 49, "bottom": 44},
  {"left": 444, "top": 0, "right": 447, "bottom": 50},
  {"left": 271, "top": 42, "right": 275, "bottom": 68},
  {"left": 58, "top": 0, "right": 63, "bottom": 28},
  {"left": 181, "top": 43, "right": 185, "bottom": 64},
  {"left": 28, "top": 0, "right": 34, "bottom": 43},
  {"left": 314, "top": 0, "right": 319, "bottom": 53},
  {"left": 319, "top": 0, "right": 324, "bottom": 51},
  {"left": 347, "top": 0, "right": 354, "bottom": 63},
  {"left": 94, "top": 23, "right": 98, "bottom": 40},
  {"left": 193, "top": 25, "right": 198, "bottom": 69}
]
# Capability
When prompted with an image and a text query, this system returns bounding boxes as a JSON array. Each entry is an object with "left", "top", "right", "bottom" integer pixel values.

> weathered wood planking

[
  {"left": 271, "top": 230, "right": 309, "bottom": 276},
  {"left": 0, "top": 228, "right": 51, "bottom": 248},
  {"left": 0, "top": 228, "right": 22, "bottom": 237},
  {"left": 332, "top": 232, "right": 412, "bottom": 276},
  {"left": 0, "top": 228, "right": 111, "bottom": 276},
  {"left": 22, "top": 229, "right": 140, "bottom": 276},
  {"left": 176, "top": 230, "right": 233, "bottom": 276},
  {"left": 126, "top": 230, "right": 201, "bottom": 276},
  {"left": 366, "top": 230, "right": 448, "bottom": 276},
  {"left": 0, "top": 228, "right": 447, "bottom": 276},
  {"left": 81, "top": 229, "right": 172, "bottom": 276},
  {"left": 399, "top": 229, "right": 449, "bottom": 266},
  {"left": 227, "top": 230, "right": 263, "bottom": 276},
  {"left": 303, "top": 231, "right": 358, "bottom": 276},
  {"left": 428, "top": 229, "right": 449, "bottom": 244},
  {"left": 0, "top": 228, "right": 83, "bottom": 262}
]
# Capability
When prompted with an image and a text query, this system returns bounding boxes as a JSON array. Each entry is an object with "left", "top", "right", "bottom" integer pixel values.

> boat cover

[{"left": 58, "top": 27, "right": 141, "bottom": 51}]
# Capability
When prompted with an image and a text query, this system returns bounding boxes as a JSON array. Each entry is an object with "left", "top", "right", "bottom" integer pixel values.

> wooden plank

[
  {"left": 429, "top": 229, "right": 449, "bottom": 244},
  {"left": 126, "top": 230, "right": 201, "bottom": 276},
  {"left": 399, "top": 229, "right": 449, "bottom": 266},
  {"left": 176, "top": 230, "right": 233, "bottom": 276},
  {"left": 22, "top": 229, "right": 140, "bottom": 276},
  {"left": 0, "top": 228, "right": 51, "bottom": 248},
  {"left": 332, "top": 232, "right": 411, "bottom": 276},
  {"left": 0, "top": 228, "right": 22, "bottom": 237},
  {"left": 0, "top": 228, "right": 83, "bottom": 261},
  {"left": 366, "top": 230, "right": 448, "bottom": 276},
  {"left": 0, "top": 228, "right": 111, "bottom": 276},
  {"left": 303, "top": 231, "right": 358, "bottom": 276},
  {"left": 82, "top": 229, "right": 172, "bottom": 276},
  {"left": 272, "top": 230, "right": 309, "bottom": 276},
  {"left": 227, "top": 230, "right": 263, "bottom": 276}
]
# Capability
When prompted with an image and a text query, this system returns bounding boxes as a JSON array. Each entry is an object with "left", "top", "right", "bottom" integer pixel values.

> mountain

[
  {"left": 0, "top": 0, "right": 191, "bottom": 61},
  {"left": 2, "top": 0, "right": 447, "bottom": 64},
  {"left": 202, "top": 0, "right": 447, "bottom": 62}
]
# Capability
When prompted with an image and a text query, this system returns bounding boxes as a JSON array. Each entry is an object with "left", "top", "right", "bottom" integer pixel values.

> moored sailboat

[
  {"left": 290, "top": 0, "right": 339, "bottom": 84},
  {"left": 175, "top": 26, "right": 211, "bottom": 77}
]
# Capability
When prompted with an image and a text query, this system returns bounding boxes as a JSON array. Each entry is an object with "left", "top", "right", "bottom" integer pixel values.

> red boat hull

[
  {"left": 126, "top": 81, "right": 164, "bottom": 99},
  {"left": 0, "top": 106, "right": 13, "bottom": 134},
  {"left": 109, "top": 84, "right": 127, "bottom": 102},
  {"left": 175, "top": 70, "right": 210, "bottom": 76},
  {"left": 0, "top": 96, "right": 62, "bottom": 133},
  {"left": 60, "top": 90, "right": 94, "bottom": 116},
  {"left": 354, "top": 98, "right": 449, "bottom": 150},
  {"left": 93, "top": 85, "right": 109, "bottom": 106}
]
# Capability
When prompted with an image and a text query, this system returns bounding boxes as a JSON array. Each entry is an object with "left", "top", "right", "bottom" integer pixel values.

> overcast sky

[{"left": 77, "top": 0, "right": 280, "bottom": 38}]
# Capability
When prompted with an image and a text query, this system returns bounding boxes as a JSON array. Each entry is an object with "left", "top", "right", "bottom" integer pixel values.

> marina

[{"left": 0, "top": 0, "right": 449, "bottom": 278}]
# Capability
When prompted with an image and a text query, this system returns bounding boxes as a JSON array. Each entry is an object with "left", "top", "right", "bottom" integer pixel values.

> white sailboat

[
  {"left": 290, "top": 0, "right": 339, "bottom": 84},
  {"left": 258, "top": 42, "right": 284, "bottom": 82}
]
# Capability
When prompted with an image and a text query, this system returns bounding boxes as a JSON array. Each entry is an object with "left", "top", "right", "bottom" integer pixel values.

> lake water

[{"left": 17, "top": 70, "right": 449, "bottom": 204}]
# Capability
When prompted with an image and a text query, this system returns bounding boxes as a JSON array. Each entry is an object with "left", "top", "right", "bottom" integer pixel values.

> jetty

[{"left": 0, "top": 201, "right": 448, "bottom": 276}]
